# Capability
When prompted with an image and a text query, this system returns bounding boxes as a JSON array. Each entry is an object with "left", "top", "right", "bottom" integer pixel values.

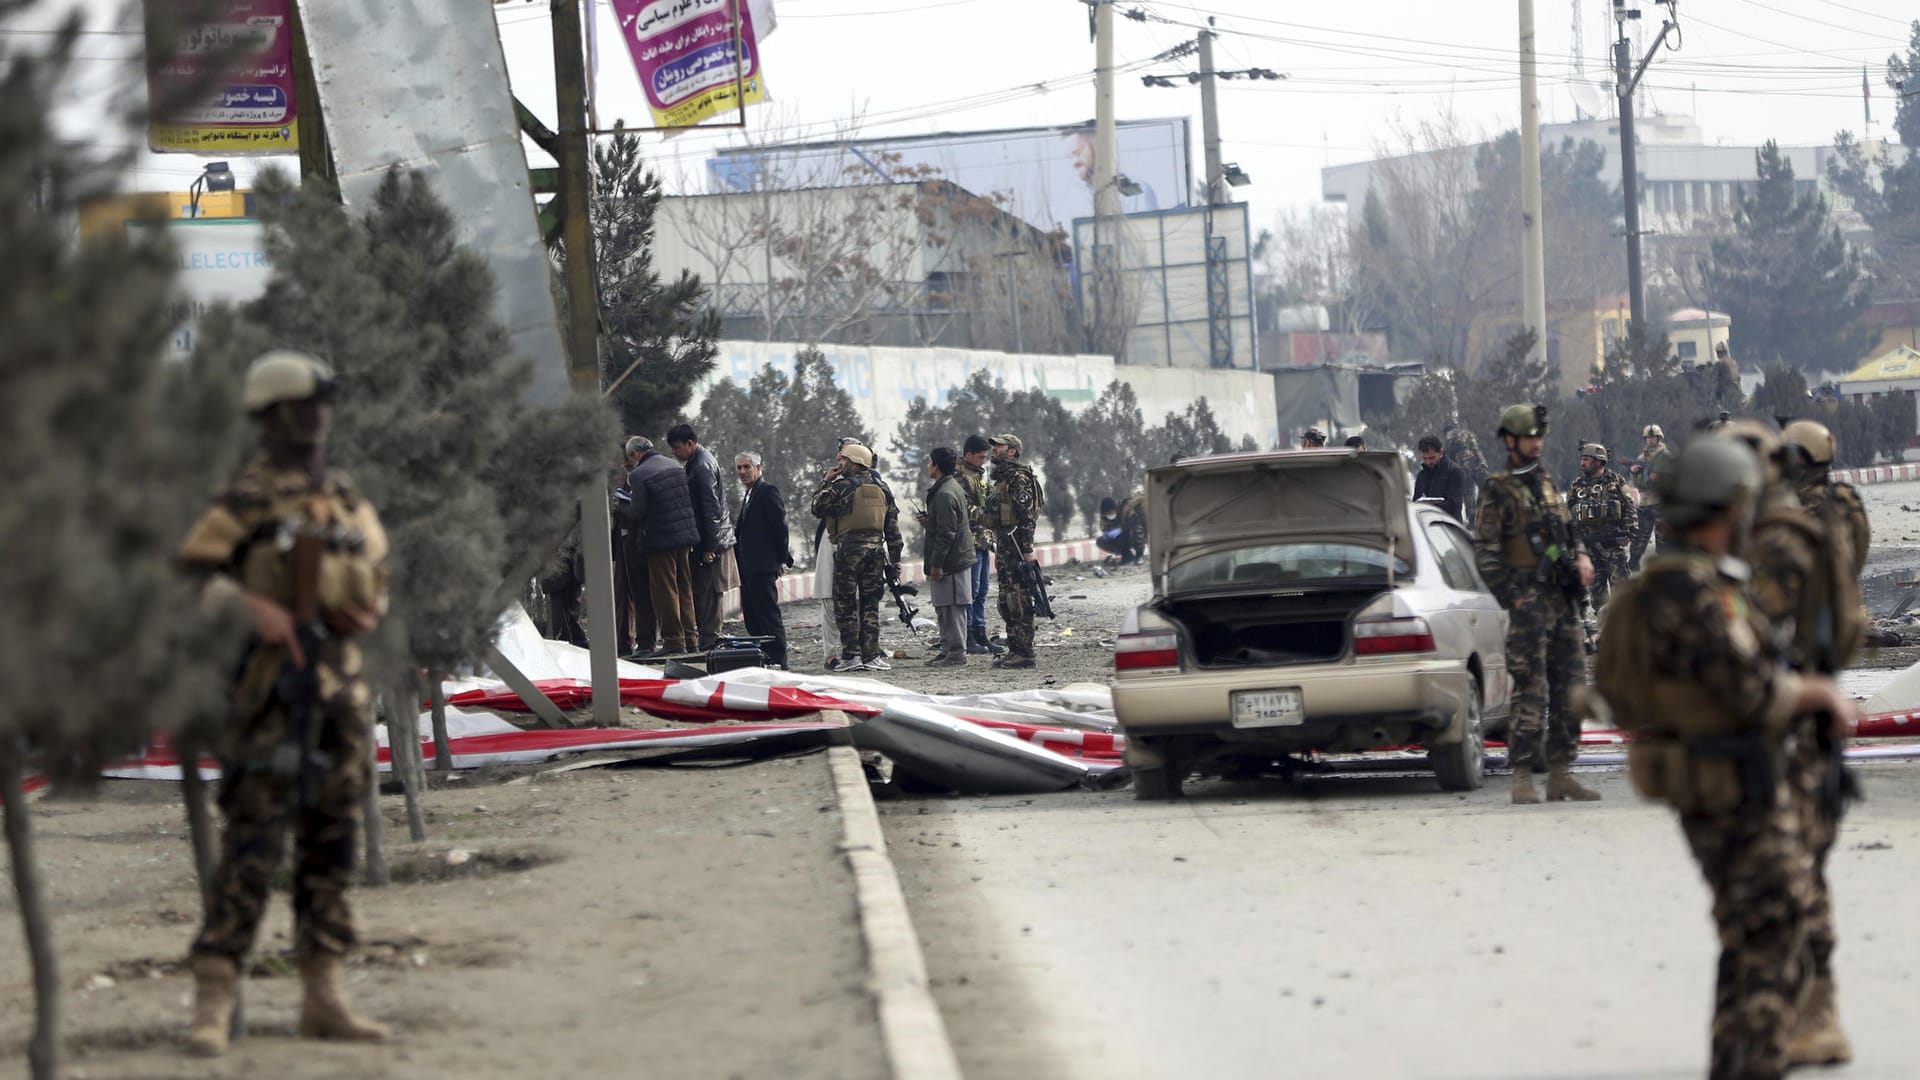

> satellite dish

[{"left": 1568, "top": 78, "right": 1609, "bottom": 121}]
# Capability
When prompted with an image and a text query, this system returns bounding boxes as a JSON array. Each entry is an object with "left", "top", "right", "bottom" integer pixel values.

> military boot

[
  {"left": 965, "top": 626, "right": 990, "bottom": 655},
  {"left": 1545, "top": 764, "right": 1602, "bottom": 802},
  {"left": 297, "top": 953, "right": 390, "bottom": 1042},
  {"left": 1511, "top": 769, "right": 1540, "bottom": 804},
  {"left": 1785, "top": 976, "right": 1852, "bottom": 1066},
  {"left": 185, "top": 953, "right": 237, "bottom": 1057}
]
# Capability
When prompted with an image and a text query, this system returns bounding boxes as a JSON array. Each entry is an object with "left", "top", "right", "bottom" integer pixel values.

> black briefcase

[{"left": 706, "top": 635, "right": 778, "bottom": 674}]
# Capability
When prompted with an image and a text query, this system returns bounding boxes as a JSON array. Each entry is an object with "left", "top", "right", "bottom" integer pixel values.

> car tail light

[
  {"left": 1353, "top": 616, "right": 1435, "bottom": 655},
  {"left": 1115, "top": 630, "right": 1179, "bottom": 671}
]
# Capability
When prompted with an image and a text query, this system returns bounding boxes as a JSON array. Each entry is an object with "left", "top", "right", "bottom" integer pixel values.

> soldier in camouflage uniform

[
  {"left": 1595, "top": 436, "right": 1854, "bottom": 1080},
  {"left": 985, "top": 433, "right": 1041, "bottom": 669},
  {"left": 959, "top": 434, "right": 1003, "bottom": 655},
  {"left": 810, "top": 442, "right": 903, "bottom": 672},
  {"left": 1567, "top": 442, "right": 1639, "bottom": 609},
  {"left": 1095, "top": 490, "right": 1148, "bottom": 564},
  {"left": 1442, "top": 421, "right": 1489, "bottom": 492},
  {"left": 1627, "top": 423, "right": 1673, "bottom": 571},
  {"left": 1756, "top": 419, "right": 1871, "bottom": 1066},
  {"left": 1471, "top": 403, "right": 1600, "bottom": 804},
  {"left": 176, "top": 352, "right": 392, "bottom": 1056}
]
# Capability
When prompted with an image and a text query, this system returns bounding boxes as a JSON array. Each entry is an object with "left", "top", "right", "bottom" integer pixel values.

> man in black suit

[
  {"left": 1413, "top": 433, "right": 1470, "bottom": 522},
  {"left": 732, "top": 451, "right": 793, "bottom": 668}
]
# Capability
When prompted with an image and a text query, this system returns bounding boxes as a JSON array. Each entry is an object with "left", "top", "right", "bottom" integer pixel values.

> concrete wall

[{"left": 688, "top": 340, "right": 1281, "bottom": 449}]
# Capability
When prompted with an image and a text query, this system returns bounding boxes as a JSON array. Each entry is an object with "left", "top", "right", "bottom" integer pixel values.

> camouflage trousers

[
  {"left": 832, "top": 536, "right": 887, "bottom": 661},
  {"left": 1629, "top": 506, "right": 1659, "bottom": 571},
  {"left": 1503, "top": 583, "right": 1585, "bottom": 769},
  {"left": 995, "top": 540, "right": 1036, "bottom": 658},
  {"left": 1679, "top": 779, "right": 1815, "bottom": 1080},
  {"left": 1589, "top": 545, "right": 1631, "bottom": 609},
  {"left": 1785, "top": 716, "right": 1841, "bottom": 980},
  {"left": 192, "top": 644, "right": 372, "bottom": 962}
]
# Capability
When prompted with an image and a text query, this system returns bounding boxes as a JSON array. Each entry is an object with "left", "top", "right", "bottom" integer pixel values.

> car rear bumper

[{"left": 1114, "top": 658, "right": 1471, "bottom": 745}]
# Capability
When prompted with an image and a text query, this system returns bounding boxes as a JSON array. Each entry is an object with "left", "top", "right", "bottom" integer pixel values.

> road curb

[{"left": 826, "top": 742, "right": 964, "bottom": 1080}]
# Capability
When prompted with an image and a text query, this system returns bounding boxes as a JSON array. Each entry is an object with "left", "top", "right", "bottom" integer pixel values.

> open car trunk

[{"left": 1157, "top": 585, "right": 1387, "bottom": 669}]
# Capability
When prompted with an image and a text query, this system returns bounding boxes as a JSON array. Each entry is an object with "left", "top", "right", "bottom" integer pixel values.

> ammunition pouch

[{"left": 1627, "top": 735, "right": 1771, "bottom": 814}]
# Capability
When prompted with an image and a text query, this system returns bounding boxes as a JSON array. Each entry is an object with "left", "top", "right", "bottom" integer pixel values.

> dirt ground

[
  {"left": 775, "top": 558, "right": 1151, "bottom": 698},
  {"left": 0, "top": 756, "right": 886, "bottom": 1080}
]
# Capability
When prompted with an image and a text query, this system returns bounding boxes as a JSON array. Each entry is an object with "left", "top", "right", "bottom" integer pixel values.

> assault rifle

[
  {"left": 1533, "top": 512, "right": 1595, "bottom": 656},
  {"left": 270, "top": 515, "right": 333, "bottom": 811},
  {"left": 1007, "top": 533, "right": 1056, "bottom": 619},
  {"left": 883, "top": 560, "right": 919, "bottom": 626}
]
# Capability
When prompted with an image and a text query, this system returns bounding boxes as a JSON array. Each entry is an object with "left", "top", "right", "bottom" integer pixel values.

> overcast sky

[{"left": 16, "top": 0, "right": 1918, "bottom": 231}]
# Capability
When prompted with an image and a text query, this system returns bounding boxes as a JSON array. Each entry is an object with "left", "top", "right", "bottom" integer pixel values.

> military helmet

[
  {"left": 1497, "top": 403, "right": 1547, "bottom": 438},
  {"left": 1643, "top": 423, "right": 1664, "bottom": 439},
  {"left": 838, "top": 442, "right": 874, "bottom": 468},
  {"left": 1578, "top": 442, "right": 1608, "bottom": 463},
  {"left": 1657, "top": 437, "right": 1762, "bottom": 528},
  {"left": 1301, "top": 427, "right": 1327, "bottom": 444},
  {"left": 1781, "top": 419, "right": 1836, "bottom": 466},
  {"left": 1715, "top": 420, "right": 1786, "bottom": 488},
  {"left": 243, "top": 350, "right": 335, "bottom": 412}
]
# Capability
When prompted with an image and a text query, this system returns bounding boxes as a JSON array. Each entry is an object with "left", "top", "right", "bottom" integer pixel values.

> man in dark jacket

[
  {"left": 615, "top": 436, "right": 657, "bottom": 654},
  {"left": 669, "top": 423, "right": 739, "bottom": 651},
  {"left": 922, "top": 446, "right": 975, "bottom": 666},
  {"left": 620, "top": 436, "right": 700, "bottom": 654},
  {"left": 1413, "top": 433, "right": 1470, "bottom": 522},
  {"left": 732, "top": 450, "right": 792, "bottom": 668}
]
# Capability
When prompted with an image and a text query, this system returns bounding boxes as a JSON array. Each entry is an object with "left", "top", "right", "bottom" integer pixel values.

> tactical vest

[
  {"left": 828, "top": 475, "right": 888, "bottom": 539},
  {"left": 1490, "top": 471, "right": 1565, "bottom": 571},
  {"left": 1756, "top": 503, "right": 1866, "bottom": 672},
  {"left": 993, "top": 465, "right": 1040, "bottom": 528},
  {"left": 1597, "top": 553, "right": 1770, "bottom": 814},
  {"left": 181, "top": 463, "right": 389, "bottom": 618}
]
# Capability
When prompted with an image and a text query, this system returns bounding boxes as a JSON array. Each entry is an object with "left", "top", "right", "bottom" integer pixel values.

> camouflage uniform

[
  {"left": 1568, "top": 466, "right": 1639, "bottom": 608},
  {"left": 811, "top": 466, "right": 903, "bottom": 662},
  {"left": 1628, "top": 443, "right": 1673, "bottom": 570},
  {"left": 177, "top": 454, "right": 389, "bottom": 963},
  {"left": 1472, "top": 467, "right": 1587, "bottom": 769},
  {"left": 1444, "top": 429, "right": 1489, "bottom": 500},
  {"left": 986, "top": 456, "right": 1041, "bottom": 659},
  {"left": 1797, "top": 475, "right": 1870, "bottom": 580},
  {"left": 1598, "top": 551, "right": 1816, "bottom": 1079}
]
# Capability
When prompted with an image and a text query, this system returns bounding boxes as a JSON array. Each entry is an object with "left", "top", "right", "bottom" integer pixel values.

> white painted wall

[{"left": 688, "top": 340, "right": 1281, "bottom": 449}]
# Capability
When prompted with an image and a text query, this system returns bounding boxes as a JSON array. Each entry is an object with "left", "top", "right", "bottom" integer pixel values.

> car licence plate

[{"left": 1230, "top": 688, "right": 1304, "bottom": 728}]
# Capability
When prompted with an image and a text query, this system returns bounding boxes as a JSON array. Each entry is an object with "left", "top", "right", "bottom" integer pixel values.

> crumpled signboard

[
  {"left": 610, "top": 0, "right": 770, "bottom": 128},
  {"left": 146, "top": 0, "right": 297, "bottom": 154}
]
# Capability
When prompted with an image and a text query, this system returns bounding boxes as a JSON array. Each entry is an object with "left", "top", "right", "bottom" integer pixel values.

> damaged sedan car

[{"left": 1113, "top": 449, "right": 1511, "bottom": 798}]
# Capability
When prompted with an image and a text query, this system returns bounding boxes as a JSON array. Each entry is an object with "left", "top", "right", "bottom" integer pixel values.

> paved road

[{"left": 883, "top": 763, "right": 1920, "bottom": 1079}]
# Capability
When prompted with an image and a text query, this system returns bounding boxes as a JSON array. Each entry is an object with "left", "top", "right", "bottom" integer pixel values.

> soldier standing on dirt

[
  {"left": 1567, "top": 442, "right": 1639, "bottom": 609},
  {"left": 1628, "top": 423, "right": 1673, "bottom": 571},
  {"left": 175, "top": 351, "right": 392, "bottom": 1056},
  {"left": 1595, "top": 436, "right": 1855, "bottom": 1079},
  {"left": 811, "top": 442, "right": 903, "bottom": 672},
  {"left": 1471, "top": 403, "right": 1600, "bottom": 805},
  {"left": 985, "top": 433, "right": 1041, "bottom": 669}
]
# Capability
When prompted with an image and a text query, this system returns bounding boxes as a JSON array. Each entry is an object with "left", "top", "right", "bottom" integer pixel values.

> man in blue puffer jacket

[{"left": 619, "top": 436, "right": 701, "bottom": 654}]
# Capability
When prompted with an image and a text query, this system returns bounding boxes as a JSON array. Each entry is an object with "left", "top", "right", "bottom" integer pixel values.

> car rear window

[{"left": 1168, "top": 542, "right": 1412, "bottom": 592}]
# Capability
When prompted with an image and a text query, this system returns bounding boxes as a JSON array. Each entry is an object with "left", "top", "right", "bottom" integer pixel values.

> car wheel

[{"left": 1430, "top": 674, "right": 1486, "bottom": 792}]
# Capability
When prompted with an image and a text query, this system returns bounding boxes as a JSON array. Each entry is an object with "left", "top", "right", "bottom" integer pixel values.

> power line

[
  {"left": 1726, "top": 0, "right": 1913, "bottom": 46},
  {"left": 1810, "top": 0, "right": 1917, "bottom": 31}
]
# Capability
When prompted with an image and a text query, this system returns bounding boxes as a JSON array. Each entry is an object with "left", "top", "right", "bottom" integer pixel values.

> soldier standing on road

[
  {"left": 1442, "top": 421, "right": 1489, "bottom": 491},
  {"left": 958, "top": 434, "right": 1003, "bottom": 656},
  {"left": 1595, "top": 436, "right": 1854, "bottom": 1080},
  {"left": 1753, "top": 419, "right": 1872, "bottom": 1066},
  {"left": 811, "top": 442, "right": 903, "bottom": 672},
  {"left": 1628, "top": 423, "right": 1673, "bottom": 571},
  {"left": 1471, "top": 403, "right": 1600, "bottom": 805},
  {"left": 175, "top": 352, "right": 391, "bottom": 1057},
  {"left": 985, "top": 433, "right": 1041, "bottom": 669},
  {"left": 1568, "top": 442, "right": 1639, "bottom": 609}
]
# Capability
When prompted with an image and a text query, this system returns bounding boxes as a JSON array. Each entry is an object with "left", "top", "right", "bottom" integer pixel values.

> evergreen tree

[
  {"left": 0, "top": 10, "right": 247, "bottom": 1077},
  {"left": 1071, "top": 381, "right": 1149, "bottom": 534},
  {"left": 591, "top": 129, "right": 721, "bottom": 437},
  {"left": 1888, "top": 20, "right": 1920, "bottom": 149},
  {"left": 200, "top": 170, "right": 616, "bottom": 786},
  {"left": 1701, "top": 142, "right": 1877, "bottom": 372},
  {"left": 1147, "top": 399, "right": 1234, "bottom": 463}
]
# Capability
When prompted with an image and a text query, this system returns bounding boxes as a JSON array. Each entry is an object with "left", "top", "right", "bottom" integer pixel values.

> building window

[{"left": 1677, "top": 340, "right": 1697, "bottom": 359}]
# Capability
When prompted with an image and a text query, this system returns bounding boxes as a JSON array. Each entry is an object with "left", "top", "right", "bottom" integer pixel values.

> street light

[
  {"left": 1116, "top": 174, "right": 1143, "bottom": 197},
  {"left": 1222, "top": 163, "right": 1251, "bottom": 188},
  {"left": 187, "top": 160, "right": 235, "bottom": 219}
]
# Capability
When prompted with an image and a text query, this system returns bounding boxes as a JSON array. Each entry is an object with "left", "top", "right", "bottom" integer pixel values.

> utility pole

[
  {"left": 1518, "top": 0, "right": 1548, "bottom": 370},
  {"left": 1091, "top": 0, "right": 1117, "bottom": 353},
  {"left": 553, "top": 0, "right": 619, "bottom": 727},
  {"left": 1612, "top": 0, "right": 1680, "bottom": 337},
  {"left": 1198, "top": 29, "right": 1224, "bottom": 206}
]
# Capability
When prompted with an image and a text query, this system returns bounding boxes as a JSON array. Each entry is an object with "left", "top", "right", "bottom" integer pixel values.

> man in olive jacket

[{"left": 921, "top": 446, "right": 975, "bottom": 666}]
